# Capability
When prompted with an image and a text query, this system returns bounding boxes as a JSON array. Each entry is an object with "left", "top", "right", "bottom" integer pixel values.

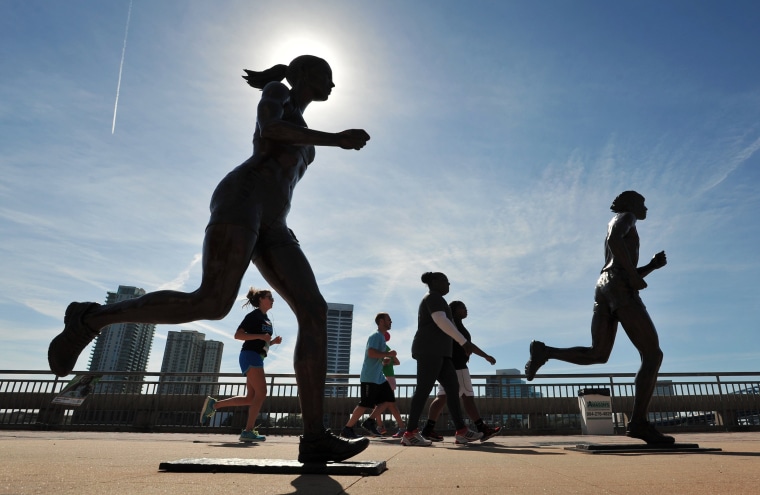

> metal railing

[{"left": 1, "top": 370, "right": 759, "bottom": 436}]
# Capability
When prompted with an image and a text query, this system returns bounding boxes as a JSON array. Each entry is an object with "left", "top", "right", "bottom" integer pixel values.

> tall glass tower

[
  {"left": 159, "top": 330, "right": 223, "bottom": 395},
  {"left": 325, "top": 302, "right": 353, "bottom": 397},
  {"left": 88, "top": 286, "right": 155, "bottom": 393}
]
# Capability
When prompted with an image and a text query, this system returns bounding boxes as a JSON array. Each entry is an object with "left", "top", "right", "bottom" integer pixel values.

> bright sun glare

[{"left": 268, "top": 33, "right": 353, "bottom": 87}]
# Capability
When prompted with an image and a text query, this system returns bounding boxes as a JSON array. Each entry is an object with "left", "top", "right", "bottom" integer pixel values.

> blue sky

[{"left": 2, "top": 1, "right": 759, "bottom": 379}]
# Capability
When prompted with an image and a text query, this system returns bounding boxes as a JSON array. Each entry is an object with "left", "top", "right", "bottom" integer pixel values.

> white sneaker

[
  {"left": 455, "top": 428, "right": 484, "bottom": 444},
  {"left": 401, "top": 429, "right": 433, "bottom": 446}
]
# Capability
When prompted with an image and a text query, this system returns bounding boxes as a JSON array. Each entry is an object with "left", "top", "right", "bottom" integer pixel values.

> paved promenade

[{"left": 2, "top": 430, "right": 760, "bottom": 494}]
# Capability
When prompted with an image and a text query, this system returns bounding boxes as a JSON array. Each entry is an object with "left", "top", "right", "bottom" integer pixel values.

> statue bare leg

[
  {"left": 525, "top": 191, "right": 673, "bottom": 444},
  {"left": 48, "top": 224, "right": 256, "bottom": 377},
  {"left": 526, "top": 304, "right": 672, "bottom": 443},
  {"left": 253, "top": 242, "right": 370, "bottom": 462},
  {"left": 616, "top": 305, "right": 666, "bottom": 429},
  {"left": 540, "top": 311, "right": 618, "bottom": 366}
]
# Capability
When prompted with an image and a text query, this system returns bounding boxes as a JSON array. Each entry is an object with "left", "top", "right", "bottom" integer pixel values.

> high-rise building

[
  {"left": 158, "top": 330, "right": 224, "bottom": 395},
  {"left": 486, "top": 368, "right": 536, "bottom": 398},
  {"left": 325, "top": 302, "right": 353, "bottom": 397},
  {"left": 88, "top": 286, "right": 155, "bottom": 394},
  {"left": 485, "top": 368, "right": 538, "bottom": 429}
]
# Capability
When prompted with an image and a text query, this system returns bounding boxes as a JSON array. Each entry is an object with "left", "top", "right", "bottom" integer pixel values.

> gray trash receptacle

[{"left": 578, "top": 388, "right": 613, "bottom": 435}]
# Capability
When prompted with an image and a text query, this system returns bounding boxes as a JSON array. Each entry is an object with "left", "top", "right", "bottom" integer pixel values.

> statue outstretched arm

[
  {"left": 257, "top": 82, "right": 369, "bottom": 149},
  {"left": 638, "top": 251, "right": 667, "bottom": 278}
]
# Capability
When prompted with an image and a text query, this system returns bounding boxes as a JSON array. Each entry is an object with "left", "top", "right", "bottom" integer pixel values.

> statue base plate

[
  {"left": 158, "top": 457, "right": 386, "bottom": 475},
  {"left": 565, "top": 443, "right": 721, "bottom": 454}
]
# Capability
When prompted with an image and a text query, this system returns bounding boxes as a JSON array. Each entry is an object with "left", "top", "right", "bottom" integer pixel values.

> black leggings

[{"left": 407, "top": 355, "right": 465, "bottom": 431}]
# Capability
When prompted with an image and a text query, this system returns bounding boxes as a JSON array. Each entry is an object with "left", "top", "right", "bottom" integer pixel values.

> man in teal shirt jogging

[{"left": 341, "top": 312, "right": 399, "bottom": 438}]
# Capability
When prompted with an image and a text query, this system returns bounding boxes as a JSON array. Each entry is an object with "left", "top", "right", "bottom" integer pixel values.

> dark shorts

[
  {"left": 594, "top": 270, "right": 646, "bottom": 315},
  {"left": 358, "top": 381, "right": 395, "bottom": 408}
]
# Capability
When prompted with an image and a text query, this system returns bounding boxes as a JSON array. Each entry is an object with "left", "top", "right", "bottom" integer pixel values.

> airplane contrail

[{"left": 112, "top": 0, "right": 133, "bottom": 134}]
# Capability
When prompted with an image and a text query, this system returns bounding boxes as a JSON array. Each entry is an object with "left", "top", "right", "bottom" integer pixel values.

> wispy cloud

[{"left": 157, "top": 253, "right": 202, "bottom": 291}]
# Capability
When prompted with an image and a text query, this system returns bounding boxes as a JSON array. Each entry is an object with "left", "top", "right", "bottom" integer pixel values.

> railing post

[
  {"left": 609, "top": 375, "right": 622, "bottom": 431},
  {"left": 714, "top": 373, "right": 733, "bottom": 430}
]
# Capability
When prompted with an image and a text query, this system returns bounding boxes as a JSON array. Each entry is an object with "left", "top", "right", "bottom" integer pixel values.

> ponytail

[
  {"left": 242, "top": 64, "right": 288, "bottom": 90},
  {"left": 242, "top": 55, "right": 327, "bottom": 90}
]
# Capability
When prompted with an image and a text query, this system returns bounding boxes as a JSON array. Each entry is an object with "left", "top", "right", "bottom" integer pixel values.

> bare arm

[
  {"left": 638, "top": 251, "right": 667, "bottom": 278},
  {"left": 368, "top": 348, "right": 397, "bottom": 360},
  {"left": 234, "top": 328, "right": 271, "bottom": 342},
  {"left": 463, "top": 341, "right": 496, "bottom": 365},
  {"left": 382, "top": 355, "right": 401, "bottom": 366},
  {"left": 257, "top": 83, "right": 369, "bottom": 149}
]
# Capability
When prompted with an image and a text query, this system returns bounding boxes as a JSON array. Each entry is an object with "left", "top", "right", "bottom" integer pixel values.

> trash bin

[{"left": 578, "top": 388, "right": 613, "bottom": 435}]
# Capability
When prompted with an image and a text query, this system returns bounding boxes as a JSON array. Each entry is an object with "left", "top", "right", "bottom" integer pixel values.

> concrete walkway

[{"left": 2, "top": 430, "right": 759, "bottom": 494}]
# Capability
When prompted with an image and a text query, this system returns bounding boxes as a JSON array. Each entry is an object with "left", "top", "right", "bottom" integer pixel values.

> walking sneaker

[
  {"left": 524, "top": 340, "right": 548, "bottom": 381},
  {"left": 48, "top": 302, "right": 101, "bottom": 377},
  {"left": 392, "top": 428, "right": 406, "bottom": 438},
  {"left": 199, "top": 396, "right": 217, "bottom": 425},
  {"left": 479, "top": 425, "right": 502, "bottom": 442},
  {"left": 239, "top": 429, "right": 266, "bottom": 442},
  {"left": 361, "top": 418, "right": 385, "bottom": 436},
  {"left": 626, "top": 420, "right": 675, "bottom": 444},
  {"left": 401, "top": 429, "right": 433, "bottom": 447},
  {"left": 455, "top": 427, "right": 484, "bottom": 444},
  {"left": 298, "top": 429, "right": 370, "bottom": 463},
  {"left": 420, "top": 428, "right": 444, "bottom": 442},
  {"left": 340, "top": 426, "right": 361, "bottom": 439}
]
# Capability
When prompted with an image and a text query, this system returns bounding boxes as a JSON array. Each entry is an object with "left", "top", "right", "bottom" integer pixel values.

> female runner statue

[{"left": 48, "top": 55, "right": 371, "bottom": 462}]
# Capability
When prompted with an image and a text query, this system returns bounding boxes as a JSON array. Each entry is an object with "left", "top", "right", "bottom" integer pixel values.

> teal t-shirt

[{"left": 360, "top": 331, "right": 387, "bottom": 384}]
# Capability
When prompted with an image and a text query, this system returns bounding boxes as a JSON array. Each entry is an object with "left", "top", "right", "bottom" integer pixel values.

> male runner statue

[{"left": 525, "top": 191, "right": 674, "bottom": 444}]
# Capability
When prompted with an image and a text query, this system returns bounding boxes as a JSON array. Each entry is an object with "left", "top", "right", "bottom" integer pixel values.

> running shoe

[
  {"left": 401, "top": 429, "right": 433, "bottom": 446},
  {"left": 199, "top": 396, "right": 217, "bottom": 424},
  {"left": 421, "top": 428, "right": 444, "bottom": 442},
  {"left": 361, "top": 418, "right": 385, "bottom": 436},
  {"left": 392, "top": 428, "right": 406, "bottom": 438},
  {"left": 340, "top": 426, "right": 361, "bottom": 439},
  {"left": 48, "top": 302, "right": 101, "bottom": 377},
  {"left": 298, "top": 429, "right": 370, "bottom": 463},
  {"left": 524, "top": 340, "right": 548, "bottom": 381},
  {"left": 455, "top": 427, "right": 484, "bottom": 444},
  {"left": 479, "top": 425, "right": 502, "bottom": 442},
  {"left": 239, "top": 429, "right": 266, "bottom": 442}
]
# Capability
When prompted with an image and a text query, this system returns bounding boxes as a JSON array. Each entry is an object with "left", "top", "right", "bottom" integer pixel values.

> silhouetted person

[
  {"left": 422, "top": 300, "right": 500, "bottom": 442},
  {"left": 48, "top": 55, "right": 370, "bottom": 462},
  {"left": 401, "top": 272, "right": 486, "bottom": 446},
  {"left": 525, "top": 191, "right": 674, "bottom": 444}
]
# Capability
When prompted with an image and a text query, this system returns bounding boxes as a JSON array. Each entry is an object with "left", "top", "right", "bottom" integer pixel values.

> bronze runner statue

[
  {"left": 525, "top": 191, "right": 674, "bottom": 444},
  {"left": 48, "top": 55, "right": 371, "bottom": 462}
]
